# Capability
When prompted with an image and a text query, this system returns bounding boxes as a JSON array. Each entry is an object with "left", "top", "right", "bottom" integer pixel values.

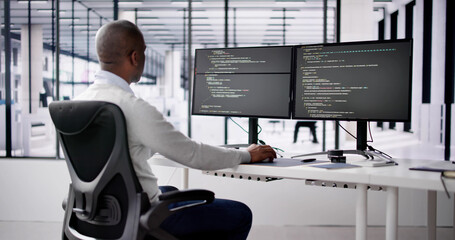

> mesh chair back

[{"left": 49, "top": 101, "right": 149, "bottom": 240}]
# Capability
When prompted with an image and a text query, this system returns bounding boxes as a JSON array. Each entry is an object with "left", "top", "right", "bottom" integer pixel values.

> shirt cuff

[{"left": 239, "top": 150, "right": 251, "bottom": 164}]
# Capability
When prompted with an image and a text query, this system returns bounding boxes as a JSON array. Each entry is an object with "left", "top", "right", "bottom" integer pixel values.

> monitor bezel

[
  {"left": 192, "top": 45, "right": 295, "bottom": 119},
  {"left": 291, "top": 38, "right": 413, "bottom": 122}
]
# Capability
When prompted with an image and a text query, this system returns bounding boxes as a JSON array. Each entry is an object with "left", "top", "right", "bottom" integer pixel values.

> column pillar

[
  {"left": 164, "top": 50, "right": 182, "bottom": 100},
  {"left": 119, "top": 10, "right": 136, "bottom": 24},
  {"left": 21, "top": 24, "right": 43, "bottom": 114},
  {"left": 340, "top": 0, "right": 375, "bottom": 142}
]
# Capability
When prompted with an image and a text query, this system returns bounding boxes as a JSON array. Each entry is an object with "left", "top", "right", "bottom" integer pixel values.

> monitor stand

[
  {"left": 291, "top": 121, "right": 395, "bottom": 164},
  {"left": 221, "top": 118, "right": 259, "bottom": 149},
  {"left": 248, "top": 117, "right": 259, "bottom": 144}
]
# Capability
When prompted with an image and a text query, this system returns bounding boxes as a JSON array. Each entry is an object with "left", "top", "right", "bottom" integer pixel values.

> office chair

[{"left": 49, "top": 101, "right": 214, "bottom": 240}]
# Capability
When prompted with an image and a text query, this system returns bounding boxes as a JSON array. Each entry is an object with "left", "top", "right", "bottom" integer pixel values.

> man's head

[{"left": 95, "top": 20, "right": 146, "bottom": 84}]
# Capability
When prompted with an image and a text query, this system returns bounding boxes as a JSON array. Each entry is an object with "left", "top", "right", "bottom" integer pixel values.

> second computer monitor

[
  {"left": 293, "top": 39, "right": 413, "bottom": 122},
  {"left": 192, "top": 46, "right": 294, "bottom": 119}
]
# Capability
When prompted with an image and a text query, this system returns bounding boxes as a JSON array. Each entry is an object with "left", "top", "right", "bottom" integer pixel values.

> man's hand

[{"left": 247, "top": 144, "right": 277, "bottom": 163}]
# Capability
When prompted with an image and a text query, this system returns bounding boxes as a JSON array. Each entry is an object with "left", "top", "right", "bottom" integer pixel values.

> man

[{"left": 76, "top": 20, "right": 276, "bottom": 240}]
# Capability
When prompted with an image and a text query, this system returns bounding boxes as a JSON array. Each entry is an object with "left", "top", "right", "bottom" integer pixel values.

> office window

[
  {"left": 12, "top": 48, "right": 18, "bottom": 67},
  {"left": 389, "top": 10, "right": 399, "bottom": 130},
  {"left": 422, "top": 0, "right": 433, "bottom": 104},
  {"left": 391, "top": 11, "right": 398, "bottom": 40},
  {"left": 378, "top": 19, "right": 385, "bottom": 41},
  {"left": 404, "top": 1, "right": 415, "bottom": 132},
  {"left": 1, "top": 0, "right": 336, "bottom": 158}
]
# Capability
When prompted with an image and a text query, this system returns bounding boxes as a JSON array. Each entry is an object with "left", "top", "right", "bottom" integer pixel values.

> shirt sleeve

[{"left": 125, "top": 97, "right": 251, "bottom": 170}]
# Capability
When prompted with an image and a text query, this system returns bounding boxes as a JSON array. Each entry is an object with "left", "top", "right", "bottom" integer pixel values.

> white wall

[
  {"left": 340, "top": 0, "right": 375, "bottom": 42},
  {"left": 412, "top": 0, "right": 423, "bottom": 139},
  {"left": 413, "top": 0, "right": 447, "bottom": 147}
]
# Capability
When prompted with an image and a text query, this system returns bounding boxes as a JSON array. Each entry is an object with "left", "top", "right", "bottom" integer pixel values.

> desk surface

[
  {"left": 368, "top": 158, "right": 455, "bottom": 191},
  {"left": 149, "top": 154, "right": 455, "bottom": 192}
]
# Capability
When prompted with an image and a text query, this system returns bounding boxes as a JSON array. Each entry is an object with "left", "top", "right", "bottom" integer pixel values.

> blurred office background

[{"left": 0, "top": 0, "right": 454, "bottom": 239}]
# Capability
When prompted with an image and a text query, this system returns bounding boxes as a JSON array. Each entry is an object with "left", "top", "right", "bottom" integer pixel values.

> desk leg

[
  {"left": 182, "top": 168, "right": 189, "bottom": 190},
  {"left": 427, "top": 190, "right": 436, "bottom": 240},
  {"left": 356, "top": 184, "right": 367, "bottom": 240},
  {"left": 386, "top": 187, "right": 398, "bottom": 240}
]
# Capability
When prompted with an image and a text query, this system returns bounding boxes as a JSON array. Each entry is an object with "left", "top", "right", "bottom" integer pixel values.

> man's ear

[{"left": 130, "top": 50, "right": 138, "bottom": 66}]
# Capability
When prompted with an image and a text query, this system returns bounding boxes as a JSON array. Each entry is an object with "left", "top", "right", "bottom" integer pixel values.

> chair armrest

[
  {"left": 140, "top": 189, "right": 214, "bottom": 233},
  {"left": 159, "top": 189, "right": 214, "bottom": 203}
]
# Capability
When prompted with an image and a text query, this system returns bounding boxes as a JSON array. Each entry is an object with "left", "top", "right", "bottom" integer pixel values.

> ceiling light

[
  {"left": 79, "top": 31, "right": 98, "bottom": 35},
  {"left": 153, "top": 34, "right": 174, "bottom": 37},
  {"left": 275, "top": 0, "right": 306, "bottom": 2},
  {"left": 270, "top": 17, "right": 295, "bottom": 19},
  {"left": 138, "top": 17, "right": 159, "bottom": 20},
  {"left": 18, "top": 0, "right": 48, "bottom": 4},
  {"left": 146, "top": 29, "right": 170, "bottom": 33},
  {"left": 70, "top": 25, "right": 89, "bottom": 29},
  {"left": 145, "top": 25, "right": 166, "bottom": 29},
  {"left": 275, "top": 0, "right": 306, "bottom": 6},
  {"left": 158, "top": 38, "right": 178, "bottom": 41},
  {"left": 118, "top": 1, "right": 143, "bottom": 5},
  {"left": 37, "top": 9, "right": 66, "bottom": 14},
  {"left": 60, "top": 17, "right": 80, "bottom": 22},
  {"left": 192, "top": 29, "right": 213, "bottom": 32},
  {"left": 178, "top": 9, "right": 205, "bottom": 12},
  {"left": 171, "top": 0, "right": 202, "bottom": 5},
  {"left": 268, "top": 24, "right": 290, "bottom": 26}
]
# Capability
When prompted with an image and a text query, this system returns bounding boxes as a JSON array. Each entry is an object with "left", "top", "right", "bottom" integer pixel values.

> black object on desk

[
  {"left": 301, "top": 158, "right": 316, "bottom": 163},
  {"left": 254, "top": 158, "right": 327, "bottom": 167}
]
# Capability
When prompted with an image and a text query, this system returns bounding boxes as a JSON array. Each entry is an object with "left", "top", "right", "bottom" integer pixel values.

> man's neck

[{"left": 101, "top": 67, "right": 131, "bottom": 85}]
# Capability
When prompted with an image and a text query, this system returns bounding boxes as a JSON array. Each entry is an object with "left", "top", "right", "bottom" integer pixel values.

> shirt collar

[{"left": 94, "top": 70, "right": 135, "bottom": 95}]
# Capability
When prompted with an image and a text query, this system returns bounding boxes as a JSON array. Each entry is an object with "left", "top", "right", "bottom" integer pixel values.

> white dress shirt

[{"left": 76, "top": 70, "right": 251, "bottom": 206}]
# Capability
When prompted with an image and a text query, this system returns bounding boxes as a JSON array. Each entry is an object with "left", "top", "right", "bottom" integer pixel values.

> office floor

[{"left": 0, "top": 221, "right": 452, "bottom": 240}]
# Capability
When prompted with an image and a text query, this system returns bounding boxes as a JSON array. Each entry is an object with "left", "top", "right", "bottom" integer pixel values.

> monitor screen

[
  {"left": 293, "top": 39, "right": 413, "bottom": 122},
  {"left": 192, "top": 46, "right": 294, "bottom": 119}
]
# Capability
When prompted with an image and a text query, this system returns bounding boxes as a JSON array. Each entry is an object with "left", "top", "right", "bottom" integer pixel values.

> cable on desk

[
  {"left": 337, "top": 121, "right": 374, "bottom": 143},
  {"left": 228, "top": 117, "right": 285, "bottom": 157},
  {"left": 337, "top": 121, "right": 393, "bottom": 159}
]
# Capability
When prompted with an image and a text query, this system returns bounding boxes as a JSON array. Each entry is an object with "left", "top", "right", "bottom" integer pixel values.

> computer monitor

[
  {"left": 192, "top": 46, "right": 294, "bottom": 143},
  {"left": 293, "top": 39, "right": 413, "bottom": 150}
]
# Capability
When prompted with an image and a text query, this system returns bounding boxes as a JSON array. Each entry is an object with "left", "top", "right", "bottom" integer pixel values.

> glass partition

[{"left": 1, "top": 0, "right": 336, "bottom": 158}]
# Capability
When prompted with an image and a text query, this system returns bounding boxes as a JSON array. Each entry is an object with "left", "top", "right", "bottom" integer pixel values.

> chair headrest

[{"left": 49, "top": 101, "right": 114, "bottom": 135}]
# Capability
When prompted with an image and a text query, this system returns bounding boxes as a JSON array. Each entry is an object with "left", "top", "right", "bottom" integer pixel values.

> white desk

[
  {"left": 149, "top": 155, "right": 455, "bottom": 240},
  {"left": 368, "top": 159, "right": 455, "bottom": 240}
]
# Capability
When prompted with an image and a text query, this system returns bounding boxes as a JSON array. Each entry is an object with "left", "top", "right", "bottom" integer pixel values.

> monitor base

[{"left": 291, "top": 149, "right": 396, "bottom": 166}]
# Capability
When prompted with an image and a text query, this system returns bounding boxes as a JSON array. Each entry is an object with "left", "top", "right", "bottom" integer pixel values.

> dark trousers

[
  {"left": 293, "top": 121, "right": 318, "bottom": 143},
  {"left": 159, "top": 186, "right": 252, "bottom": 240}
]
